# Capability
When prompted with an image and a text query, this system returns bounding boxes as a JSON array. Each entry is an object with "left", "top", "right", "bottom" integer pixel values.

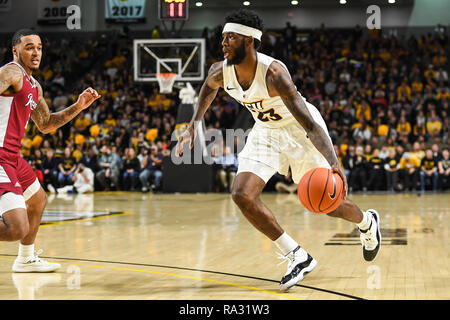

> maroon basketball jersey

[{"left": 0, "top": 62, "right": 38, "bottom": 165}]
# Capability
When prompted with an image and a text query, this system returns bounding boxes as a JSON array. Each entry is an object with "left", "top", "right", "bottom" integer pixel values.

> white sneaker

[
  {"left": 278, "top": 246, "right": 318, "bottom": 292},
  {"left": 359, "top": 209, "right": 382, "bottom": 261},
  {"left": 47, "top": 184, "right": 56, "bottom": 194},
  {"left": 12, "top": 250, "right": 61, "bottom": 273}
]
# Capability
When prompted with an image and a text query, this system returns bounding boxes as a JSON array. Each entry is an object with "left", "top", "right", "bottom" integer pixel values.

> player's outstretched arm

[
  {"left": 0, "top": 64, "right": 23, "bottom": 95},
  {"left": 32, "top": 82, "right": 100, "bottom": 134},
  {"left": 267, "top": 62, "right": 348, "bottom": 198},
  {"left": 176, "top": 61, "right": 223, "bottom": 156}
]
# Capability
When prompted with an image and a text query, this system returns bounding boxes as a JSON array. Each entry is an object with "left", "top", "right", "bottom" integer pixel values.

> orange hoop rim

[{"left": 156, "top": 73, "right": 177, "bottom": 79}]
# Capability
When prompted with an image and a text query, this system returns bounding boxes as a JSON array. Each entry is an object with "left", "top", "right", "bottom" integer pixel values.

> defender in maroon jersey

[{"left": 0, "top": 29, "right": 100, "bottom": 272}]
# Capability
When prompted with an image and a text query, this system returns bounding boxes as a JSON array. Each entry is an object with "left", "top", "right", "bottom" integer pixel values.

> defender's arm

[{"left": 32, "top": 82, "right": 100, "bottom": 134}]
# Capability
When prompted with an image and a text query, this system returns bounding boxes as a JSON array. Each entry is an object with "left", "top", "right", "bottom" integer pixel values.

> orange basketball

[{"left": 298, "top": 167, "right": 344, "bottom": 214}]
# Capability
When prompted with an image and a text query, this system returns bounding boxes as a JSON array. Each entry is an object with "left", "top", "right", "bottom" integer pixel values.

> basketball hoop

[{"left": 156, "top": 73, "right": 177, "bottom": 93}]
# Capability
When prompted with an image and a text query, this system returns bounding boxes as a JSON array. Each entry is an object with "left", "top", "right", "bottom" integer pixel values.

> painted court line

[{"left": 0, "top": 257, "right": 303, "bottom": 300}]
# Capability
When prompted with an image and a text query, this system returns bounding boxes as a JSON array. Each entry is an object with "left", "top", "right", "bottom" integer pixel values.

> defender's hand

[{"left": 77, "top": 87, "right": 101, "bottom": 110}]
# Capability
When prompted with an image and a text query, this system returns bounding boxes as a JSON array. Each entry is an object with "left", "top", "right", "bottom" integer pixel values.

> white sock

[
  {"left": 357, "top": 211, "right": 372, "bottom": 231},
  {"left": 18, "top": 244, "right": 34, "bottom": 260},
  {"left": 274, "top": 232, "right": 299, "bottom": 256}
]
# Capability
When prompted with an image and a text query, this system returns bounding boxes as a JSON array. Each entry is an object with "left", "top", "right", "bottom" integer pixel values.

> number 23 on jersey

[{"left": 239, "top": 99, "right": 283, "bottom": 122}]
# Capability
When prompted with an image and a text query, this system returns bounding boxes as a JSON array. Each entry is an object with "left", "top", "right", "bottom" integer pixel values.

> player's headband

[{"left": 222, "top": 23, "right": 262, "bottom": 41}]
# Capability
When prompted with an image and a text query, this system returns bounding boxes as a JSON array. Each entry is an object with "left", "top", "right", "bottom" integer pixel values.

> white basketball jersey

[{"left": 223, "top": 52, "right": 307, "bottom": 128}]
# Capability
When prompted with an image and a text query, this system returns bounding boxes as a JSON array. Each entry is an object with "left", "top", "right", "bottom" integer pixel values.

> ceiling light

[
  {"left": 195, "top": 2, "right": 203, "bottom": 7},
  {"left": 340, "top": 0, "right": 347, "bottom": 4},
  {"left": 243, "top": 1, "right": 250, "bottom": 6},
  {"left": 291, "top": 0, "right": 299, "bottom": 5},
  {"left": 388, "top": 0, "right": 396, "bottom": 3}
]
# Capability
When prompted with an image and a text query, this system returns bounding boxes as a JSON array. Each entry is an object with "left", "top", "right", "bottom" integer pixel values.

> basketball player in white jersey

[
  {"left": 177, "top": 10, "right": 381, "bottom": 291},
  {"left": 0, "top": 29, "right": 100, "bottom": 272}
]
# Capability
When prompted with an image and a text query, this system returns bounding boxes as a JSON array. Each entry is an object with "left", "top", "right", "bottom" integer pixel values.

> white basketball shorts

[{"left": 237, "top": 102, "right": 331, "bottom": 184}]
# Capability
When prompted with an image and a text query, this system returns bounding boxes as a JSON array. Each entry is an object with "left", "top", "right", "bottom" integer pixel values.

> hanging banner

[
  {"left": 37, "top": 0, "right": 81, "bottom": 25},
  {"left": 105, "top": 0, "right": 146, "bottom": 23}
]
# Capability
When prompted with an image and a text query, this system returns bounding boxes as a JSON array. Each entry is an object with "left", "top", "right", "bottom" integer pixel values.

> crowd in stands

[{"left": 0, "top": 23, "right": 448, "bottom": 193}]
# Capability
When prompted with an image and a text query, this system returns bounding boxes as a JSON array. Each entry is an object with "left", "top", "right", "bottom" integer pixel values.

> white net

[{"left": 156, "top": 73, "right": 177, "bottom": 93}]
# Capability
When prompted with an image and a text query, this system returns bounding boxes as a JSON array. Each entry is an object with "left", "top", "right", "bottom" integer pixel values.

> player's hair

[
  {"left": 225, "top": 9, "right": 263, "bottom": 50},
  {"left": 11, "top": 29, "right": 40, "bottom": 47}
]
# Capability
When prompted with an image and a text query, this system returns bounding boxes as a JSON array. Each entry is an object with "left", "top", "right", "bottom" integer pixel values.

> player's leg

[
  {"left": 12, "top": 182, "right": 61, "bottom": 272},
  {"left": 326, "top": 198, "right": 381, "bottom": 261},
  {"left": 232, "top": 158, "right": 317, "bottom": 292},
  {"left": 232, "top": 172, "right": 284, "bottom": 240},
  {"left": 297, "top": 101, "right": 381, "bottom": 261},
  {"left": 0, "top": 197, "right": 29, "bottom": 241},
  {"left": 0, "top": 164, "right": 29, "bottom": 240},
  {"left": 21, "top": 183, "right": 46, "bottom": 245},
  {"left": 13, "top": 158, "right": 61, "bottom": 272}
]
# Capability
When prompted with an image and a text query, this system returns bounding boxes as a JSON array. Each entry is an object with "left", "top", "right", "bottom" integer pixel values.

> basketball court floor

[{"left": 0, "top": 192, "right": 448, "bottom": 300}]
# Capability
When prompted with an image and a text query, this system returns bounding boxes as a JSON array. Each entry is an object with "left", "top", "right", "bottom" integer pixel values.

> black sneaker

[
  {"left": 359, "top": 209, "right": 382, "bottom": 261},
  {"left": 279, "top": 246, "right": 318, "bottom": 292}
]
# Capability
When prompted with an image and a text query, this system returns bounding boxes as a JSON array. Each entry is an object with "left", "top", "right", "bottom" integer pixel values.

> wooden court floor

[{"left": 0, "top": 191, "right": 448, "bottom": 300}]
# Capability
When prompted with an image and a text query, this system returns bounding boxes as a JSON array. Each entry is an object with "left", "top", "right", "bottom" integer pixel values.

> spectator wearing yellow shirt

[
  {"left": 411, "top": 141, "right": 425, "bottom": 160},
  {"left": 42, "top": 66, "right": 54, "bottom": 81},
  {"left": 436, "top": 86, "right": 450, "bottom": 100},
  {"left": 74, "top": 112, "right": 91, "bottom": 135},
  {"left": 399, "top": 152, "right": 421, "bottom": 191},
  {"left": 104, "top": 113, "right": 117, "bottom": 127},
  {"left": 355, "top": 99, "right": 372, "bottom": 122},
  {"left": 20, "top": 133, "right": 33, "bottom": 159},
  {"left": 396, "top": 81, "right": 411, "bottom": 101},
  {"left": 432, "top": 53, "right": 446, "bottom": 68},
  {"left": 72, "top": 144, "right": 84, "bottom": 162},
  {"left": 396, "top": 116, "right": 411, "bottom": 139},
  {"left": 424, "top": 68, "right": 436, "bottom": 80},
  {"left": 411, "top": 76, "right": 423, "bottom": 94},
  {"left": 378, "top": 49, "right": 391, "bottom": 62},
  {"left": 148, "top": 93, "right": 173, "bottom": 111},
  {"left": 426, "top": 111, "right": 442, "bottom": 136},
  {"left": 78, "top": 47, "right": 89, "bottom": 59}
]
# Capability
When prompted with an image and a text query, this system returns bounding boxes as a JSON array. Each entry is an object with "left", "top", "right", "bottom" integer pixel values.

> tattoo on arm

[
  {"left": 269, "top": 67, "right": 339, "bottom": 168},
  {"left": 0, "top": 65, "right": 22, "bottom": 95},
  {"left": 32, "top": 82, "right": 82, "bottom": 134}
]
